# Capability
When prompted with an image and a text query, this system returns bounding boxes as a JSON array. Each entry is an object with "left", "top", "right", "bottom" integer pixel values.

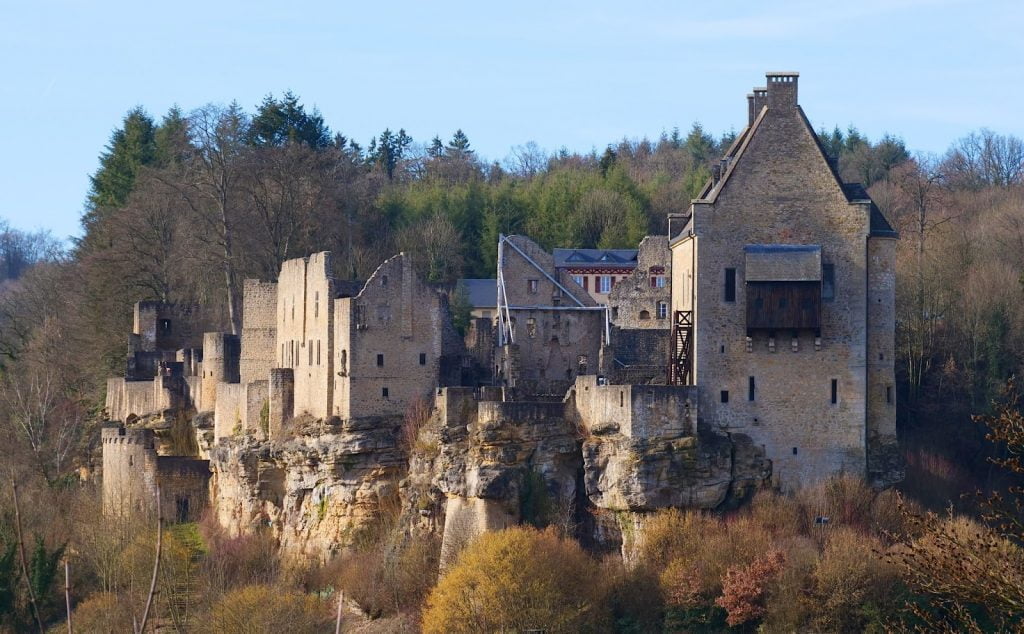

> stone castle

[{"left": 101, "top": 72, "right": 901, "bottom": 560}]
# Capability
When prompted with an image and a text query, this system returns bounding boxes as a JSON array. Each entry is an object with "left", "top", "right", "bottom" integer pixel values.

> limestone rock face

[{"left": 209, "top": 417, "right": 405, "bottom": 562}]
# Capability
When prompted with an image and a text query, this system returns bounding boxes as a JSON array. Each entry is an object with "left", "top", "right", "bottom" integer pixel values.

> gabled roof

[
  {"left": 457, "top": 278, "right": 497, "bottom": 308},
  {"left": 692, "top": 102, "right": 898, "bottom": 239},
  {"left": 552, "top": 248, "right": 638, "bottom": 269}
]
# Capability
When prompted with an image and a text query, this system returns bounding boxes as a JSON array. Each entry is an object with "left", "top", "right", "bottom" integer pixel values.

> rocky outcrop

[
  {"left": 206, "top": 384, "right": 772, "bottom": 563},
  {"left": 209, "top": 416, "right": 405, "bottom": 562}
]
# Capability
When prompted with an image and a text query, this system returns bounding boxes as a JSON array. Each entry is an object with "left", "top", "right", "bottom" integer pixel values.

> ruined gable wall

[
  {"left": 105, "top": 378, "right": 157, "bottom": 421},
  {"left": 692, "top": 93, "right": 869, "bottom": 489},
  {"left": 342, "top": 255, "right": 443, "bottom": 420},
  {"left": 609, "top": 235, "right": 671, "bottom": 329},
  {"left": 501, "top": 236, "right": 595, "bottom": 307},
  {"left": 240, "top": 280, "right": 278, "bottom": 385}
]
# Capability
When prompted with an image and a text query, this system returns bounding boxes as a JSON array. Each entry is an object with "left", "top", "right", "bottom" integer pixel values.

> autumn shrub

[
  {"left": 795, "top": 473, "right": 876, "bottom": 537},
  {"left": 197, "top": 517, "right": 279, "bottom": 595},
  {"left": 421, "top": 526, "right": 611, "bottom": 633},
  {"left": 206, "top": 584, "right": 330, "bottom": 633},
  {"left": 324, "top": 532, "right": 440, "bottom": 618},
  {"left": 636, "top": 508, "right": 719, "bottom": 571},
  {"left": 715, "top": 548, "right": 786, "bottom": 627},
  {"left": 809, "top": 527, "right": 905, "bottom": 633},
  {"left": 889, "top": 513, "right": 1024, "bottom": 630},
  {"left": 60, "top": 592, "right": 134, "bottom": 634}
]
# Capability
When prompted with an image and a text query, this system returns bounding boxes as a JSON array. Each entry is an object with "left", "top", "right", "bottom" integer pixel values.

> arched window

[{"left": 639, "top": 310, "right": 651, "bottom": 320}]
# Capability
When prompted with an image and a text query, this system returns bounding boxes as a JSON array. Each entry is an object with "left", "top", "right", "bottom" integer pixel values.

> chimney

[
  {"left": 750, "top": 87, "right": 768, "bottom": 124},
  {"left": 765, "top": 71, "right": 799, "bottom": 108}
]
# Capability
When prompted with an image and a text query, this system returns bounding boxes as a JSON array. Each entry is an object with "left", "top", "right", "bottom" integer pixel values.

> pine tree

[
  {"left": 248, "top": 91, "right": 331, "bottom": 148},
  {"left": 446, "top": 129, "right": 473, "bottom": 157},
  {"left": 85, "top": 107, "right": 157, "bottom": 220}
]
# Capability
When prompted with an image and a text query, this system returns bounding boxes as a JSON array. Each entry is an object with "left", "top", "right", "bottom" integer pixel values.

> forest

[{"left": 0, "top": 93, "right": 1022, "bottom": 631}]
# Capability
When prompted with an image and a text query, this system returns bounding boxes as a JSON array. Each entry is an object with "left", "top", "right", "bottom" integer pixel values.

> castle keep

[
  {"left": 100, "top": 72, "right": 899, "bottom": 559},
  {"left": 668, "top": 72, "right": 900, "bottom": 489}
]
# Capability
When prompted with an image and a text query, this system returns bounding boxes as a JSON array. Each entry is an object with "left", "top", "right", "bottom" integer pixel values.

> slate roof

[
  {"left": 552, "top": 248, "right": 638, "bottom": 269},
  {"left": 458, "top": 278, "right": 497, "bottom": 308},
  {"left": 744, "top": 245, "right": 822, "bottom": 282}
]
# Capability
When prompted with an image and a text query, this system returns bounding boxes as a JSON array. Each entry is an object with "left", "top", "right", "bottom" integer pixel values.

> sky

[{"left": 1, "top": 0, "right": 1021, "bottom": 241}]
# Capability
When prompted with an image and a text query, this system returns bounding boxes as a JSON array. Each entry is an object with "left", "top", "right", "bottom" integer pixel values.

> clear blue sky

[{"left": 2, "top": 0, "right": 1021, "bottom": 241}]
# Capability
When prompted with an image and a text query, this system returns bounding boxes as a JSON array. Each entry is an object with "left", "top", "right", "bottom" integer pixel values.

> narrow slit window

[
  {"left": 724, "top": 268, "right": 736, "bottom": 302},
  {"left": 382, "top": 387, "right": 389, "bottom": 398},
  {"left": 317, "top": 340, "right": 321, "bottom": 365},
  {"left": 308, "top": 340, "right": 313, "bottom": 366},
  {"left": 748, "top": 377, "right": 755, "bottom": 401},
  {"left": 419, "top": 353, "right": 427, "bottom": 365},
  {"left": 721, "top": 390, "right": 729, "bottom": 404},
  {"left": 831, "top": 379, "right": 838, "bottom": 404},
  {"left": 822, "top": 264, "right": 835, "bottom": 301},
  {"left": 377, "top": 353, "right": 384, "bottom": 367},
  {"left": 886, "top": 385, "right": 893, "bottom": 404}
]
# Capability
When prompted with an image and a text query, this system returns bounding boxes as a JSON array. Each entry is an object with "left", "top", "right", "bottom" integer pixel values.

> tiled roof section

[
  {"left": 458, "top": 278, "right": 497, "bottom": 308},
  {"left": 552, "top": 248, "right": 638, "bottom": 269},
  {"left": 744, "top": 245, "right": 822, "bottom": 282}
]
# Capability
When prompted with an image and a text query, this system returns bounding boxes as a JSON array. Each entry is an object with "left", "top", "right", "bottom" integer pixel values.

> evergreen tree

[
  {"left": 428, "top": 136, "right": 444, "bottom": 159},
  {"left": 85, "top": 107, "right": 157, "bottom": 222},
  {"left": 154, "top": 105, "right": 191, "bottom": 167},
  {"left": 248, "top": 91, "right": 332, "bottom": 148},
  {"left": 368, "top": 128, "right": 413, "bottom": 179},
  {"left": 446, "top": 129, "right": 473, "bottom": 157},
  {"left": 684, "top": 122, "right": 715, "bottom": 166}
]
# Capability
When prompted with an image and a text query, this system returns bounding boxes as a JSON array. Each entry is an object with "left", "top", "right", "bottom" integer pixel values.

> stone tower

[{"left": 669, "top": 71, "right": 901, "bottom": 490}]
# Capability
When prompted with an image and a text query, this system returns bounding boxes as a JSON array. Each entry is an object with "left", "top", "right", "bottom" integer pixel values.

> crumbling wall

[
  {"left": 609, "top": 235, "right": 671, "bottom": 329},
  {"left": 497, "top": 307, "right": 603, "bottom": 396},
  {"left": 334, "top": 254, "right": 447, "bottom": 420},
  {"left": 214, "top": 383, "right": 245, "bottom": 440},
  {"left": 105, "top": 378, "right": 157, "bottom": 422},
  {"left": 240, "top": 280, "right": 278, "bottom": 385}
]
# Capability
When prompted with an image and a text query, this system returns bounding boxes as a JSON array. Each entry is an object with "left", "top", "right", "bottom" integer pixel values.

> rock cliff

[{"left": 206, "top": 386, "right": 771, "bottom": 562}]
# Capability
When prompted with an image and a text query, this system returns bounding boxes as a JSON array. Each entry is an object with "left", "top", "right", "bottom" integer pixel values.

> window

[
  {"left": 291, "top": 297, "right": 295, "bottom": 320},
  {"left": 886, "top": 385, "right": 893, "bottom": 404},
  {"left": 721, "top": 390, "right": 729, "bottom": 403},
  {"left": 582, "top": 276, "right": 589, "bottom": 291},
  {"left": 599, "top": 276, "right": 612, "bottom": 294},
  {"left": 651, "top": 275, "right": 666, "bottom": 288},
  {"left": 308, "top": 340, "right": 313, "bottom": 366},
  {"left": 657, "top": 302, "right": 668, "bottom": 319},
  {"left": 831, "top": 379, "right": 838, "bottom": 404},
  {"left": 317, "top": 340, "right": 321, "bottom": 365},
  {"left": 527, "top": 318, "right": 537, "bottom": 338},
  {"left": 639, "top": 310, "right": 651, "bottom": 320},
  {"left": 793, "top": 447, "right": 798, "bottom": 455},
  {"left": 382, "top": 387, "right": 389, "bottom": 398},
  {"left": 572, "top": 275, "right": 584, "bottom": 287},
  {"left": 159, "top": 319, "right": 172, "bottom": 335},
  {"left": 725, "top": 268, "right": 736, "bottom": 302},
  {"left": 381, "top": 275, "right": 389, "bottom": 287},
  {"left": 377, "top": 353, "right": 384, "bottom": 367},
  {"left": 314, "top": 291, "right": 319, "bottom": 318},
  {"left": 748, "top": 376, "right": 756, "bottom": 401},
  {"left": 419, "top": 353, "right": 427, "bottom": 366},
  {"left": 822, "top": 264, "right": 835, "bottom": 301},
  {"left": 528, "top": 279, "right": 539, "bottom": 294}
]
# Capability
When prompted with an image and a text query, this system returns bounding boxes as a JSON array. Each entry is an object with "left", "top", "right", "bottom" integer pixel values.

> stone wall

[
  {"left": 499, "top": 235, "right": 594, "bottom": 308},
  {"left": 201, "top": 333, "right": 240, "bottom": 413},
  {"left": 276, "top": 253, "right": 335, "bottom": 419},
  {"left": 571, "top": 375, "right": 695, "bottom": 439},
  {"left": 866, "top": 236, "right": 902, "bottom": 486},
  {"left": 102, "top": 425, "right": 210, "bottom": 522},
  {"left": 240, "top": 280, "right": 278, "bottom": 385},
  {"left": 608, "top": 235, "right": 671, "bottom": 329},
  {"left": 105, "top": 378, "right": 157, "bottom": 422},
  {"left": 214, "top": 383, "right": 245, "bottom": 440},
  {"left": 496, "top": 307, "right": 604, "bottom": 396},
  {"left": 268, "top": 369, "right": 294, "bottom": 437}
]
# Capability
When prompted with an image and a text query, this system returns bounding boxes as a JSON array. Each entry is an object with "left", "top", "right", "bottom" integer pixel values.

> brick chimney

[
  {"left": 765, "top": 72, "right": 798, "bottom": 108},
  {"left": 749, "top": 88, "right": 767, "bottom": 125}
]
